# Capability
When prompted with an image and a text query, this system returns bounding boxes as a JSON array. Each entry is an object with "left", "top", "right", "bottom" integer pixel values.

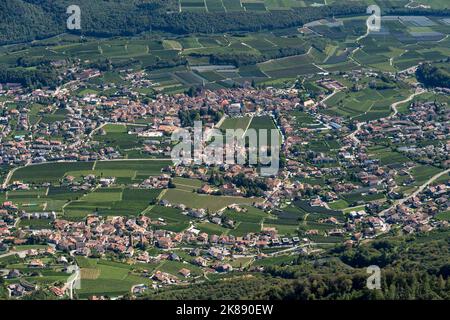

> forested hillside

[
  {"left": 141, "top": 231, "right": 450, "bottom": 300},
  {"left": 3, "top": 0, "right": 448, "bottom": 45},
  {"left": 416, "top": 62, "right": 450, "bottom": 88}
]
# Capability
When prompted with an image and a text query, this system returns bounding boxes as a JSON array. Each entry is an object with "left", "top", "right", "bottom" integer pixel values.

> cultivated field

[
  {"left": 162, "top": 178, "right": 263, "bottom": 211},
  {"left": 11, "top": 160, "right": 172, "bottom": 185}
]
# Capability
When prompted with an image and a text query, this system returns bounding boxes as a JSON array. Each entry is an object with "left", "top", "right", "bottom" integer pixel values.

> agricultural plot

[
  {"left": 64, "top": 188, "right": 161, "bottom": 219},
  {"left": 174, "top": 71, "right": 207, "bottom": 85},
  {"left": 94, "top": 160, "right": 172, "bottom": 181},
  {"left": 252, "top": 254, "right": 297, "bottom": 268},
  {"left": 11, "top": 162, "right": 94, "bottom": 184},
  {"left": 146, "top": 205, "right": 191, "bottom": 232},
  {"left": 157, "top": 260, "right": 203, "bottom": 277},
  {"left": 4, "top": 186, "right": 86, "bottom": 213},
  {"left": 147, "top": 69, "right": 188, "bottom": 93},
  {"left": 410, "top": 165, "right": 442, "bottom": 186},
  {"left": 164, "top": 178, "right": 263, "bottom": 212},
  {"left": 19, "top": 218, "right": 53, "bottom": 230},
  {"left": 263, "top": 205, "right": 305, "bottom": 235},
  {"left": 309, "top": 20, "right": 364, "bottom": 42},
  {"left": 368, "top": 146, "right": 411, "bottom": 166},
  {"left": 181, "top": 0, "right": 208, "bottom": 11},
  {"left": 199, "top": 71, "right": 229, "bottom": 84},
  {"left": 181, "top": 0, "right": 331, "bottom": 12},
  {"left": 11, "top": 160, "right": 171, "bottom": 186},
  {"left": 219, "top": 116, "right": 252, "bottom": 131},
  {"left": 94, "top": 124, "right": 151, "bottom": 151},
  {"left": 342, "top": 191, "right": 385, "bottom": 207},
  {"left": 324, "top": 87, "right": 411, "bottom": 121},
  {"left": 328, "top": 199, "right": 349, "bottom": 210},
  {"left": 177, "top": 37, "right": 204, "bottom": 49},
  {"left": 242, "top": 1, "right": 267, "bottom": 11},
  {"left": 258, "top": 54, "right": 322, "bottom": 78},
  {"left": 196, "top": 222, "right": 230, "bottom": 235},
  {"left": 40, "top": 109, "right": 69, "bottom": 125},
  {"left": 76, "top": 258, "right": 148, "bottom": 299},
  {"left": 163, "top": 40, "right": 183, "bottom": 50},
  {"left": 275, "top": 201, "right": 347, "bottom": 241},
  {"left": 248, "top": 115, "right": 282, "bottom": 150},
  {"left": 436, "top": 210, "right": 450, "bottom": 221},
  {"left": 223, "top": 205, "right": 268, "bottom": 236},
  {"left": 225, "top": 205, "right": 268, "bottom": 224},
  {"left": 222, "top": 0, "right": 245, "bottom": 11},
  {"left": 5, "top": 269, "right": 70, "bottom": 287},
  {"left": 27, "top": 104, "right": 46, "bottom": 125},
  {"left": 229, "top": 221, "right": 262, "bottom": 236},
  {"left": 162, "top": 185, "right": 262, "bottom": 212},
  {"left": 205, "top": 0, "right": 226, "bottom": 12},
  {"left": 290, "top": 111, "right": 325, "bottom": 130},
  {"left": 299, "top": 138, "right": 341, "bottom": 156},
  {"left": 8, "top": 18, "right": 443, "bottom": 93},
  {"left": 238, "top": 65, "right": 268, "bottom": 78},
  {"left": 2, "top": 252, "right": 70, "bottom": 283}
]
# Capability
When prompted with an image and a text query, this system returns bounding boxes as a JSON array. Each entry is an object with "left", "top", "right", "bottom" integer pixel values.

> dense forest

[
  {"left": 140, "top": 231, "right": 450, "bottom": 300},
  {"left": 0, "top": 66, "right": 60, "bottom": 89},
  {"left": 0, "top": 1, "right": 367, "bottom": 44},
  {"left": 4, "top": 1, "right": 449, "bottom": 45},
  {"left": 416, "top": 62, "right": 450, "bottom": 88}
]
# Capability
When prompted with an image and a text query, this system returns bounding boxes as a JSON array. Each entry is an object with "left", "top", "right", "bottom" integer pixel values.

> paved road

[
  {"left": 379, "top": 168, "right": 450, "bottom": 216},
  {"left": 2, "top": 167, "right": 18, "bottom": 189},
  {"left": 390, "top": 89, "right": 426, "bottom": 118},
  {"left": 347, "top": 122, "right": 364, "bottom": 145},
  {"left": 345, "top": 89, "right": 427, "bottom": 145}
]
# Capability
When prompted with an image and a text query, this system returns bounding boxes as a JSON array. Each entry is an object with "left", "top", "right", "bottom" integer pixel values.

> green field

[
  {"left": 248, "top": 115, "right": 282, "bottom": 150},
  {"left": 64, "top": 188, "right": 161, "bottom": 219},
  {"left": 76, "top": 258, "right": 148, "bottom": 299},
  {"left": 324, "top": 87, "right": 412, "bottom": 121},
  {"left": 11, "top": 162, "right": 94, "bottom": 184},
  {"left": 219, "top": 117, "right": 252, "bottom": 131},
  {"left": 436, "top": 210, "right": 450, "bottom": 221},
  {"left": 162, "top": 189, "right": 261, "bottom": 212},
  {"left": 11, "top": 160, "right": 172, "bottom": 185},
  {"left": 146, "top": 205, "right": 191, "bottom": 232}
]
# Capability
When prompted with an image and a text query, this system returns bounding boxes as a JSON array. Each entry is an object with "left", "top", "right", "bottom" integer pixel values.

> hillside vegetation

[
  {"left": 141, "top": 231, "right": 450, "bottom": 300},
  {"left": 416, "top": 62, "right": 450, "bottom": 88},
  {"left": 2, "top": 0, "right": 449, "bottom": 45}
]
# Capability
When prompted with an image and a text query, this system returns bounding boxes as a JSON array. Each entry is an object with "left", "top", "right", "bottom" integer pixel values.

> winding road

[
  {"left": 389, "top": 88, "right": 426, "bottom": 118},
  {"left": 345, "top": 88, "right": 427, "bottom": 145},
  {"left": 379, "top": 168, "right": 450, "bottom": 216}
]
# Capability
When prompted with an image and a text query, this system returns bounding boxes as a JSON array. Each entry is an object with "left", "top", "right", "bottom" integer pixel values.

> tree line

[
  {"left": 416, "top": 62, "right": 450, "bottom": 88},
  {"left": 0, "top": 1, "right": 367, "bottom": 44}
]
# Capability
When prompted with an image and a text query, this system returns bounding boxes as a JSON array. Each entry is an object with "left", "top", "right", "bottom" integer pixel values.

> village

[{"left": 0, "top": 62, "right": 449, "bottom": 299}]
